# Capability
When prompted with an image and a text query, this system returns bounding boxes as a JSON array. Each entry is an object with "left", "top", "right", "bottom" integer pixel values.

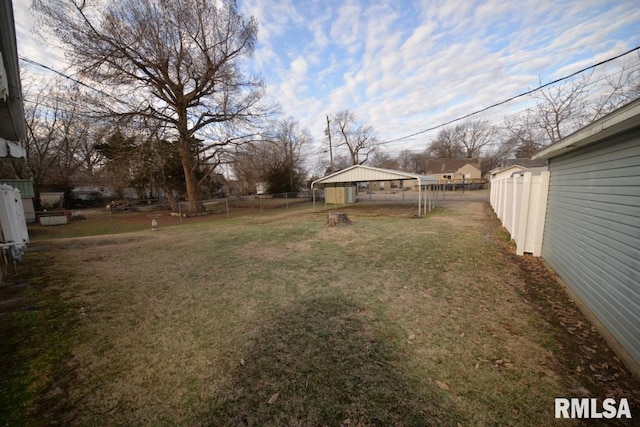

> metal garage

[
  {"left": 311, "top": 165, "right": 440, "bottom": 217},
  {"left": 533, "top": 98, "right": 640, "bottom": 375}
]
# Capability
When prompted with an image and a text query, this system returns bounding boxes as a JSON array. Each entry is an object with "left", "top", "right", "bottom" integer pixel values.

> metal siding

[
  {"left": 0, "top": 180, "right": 35, "bottom": 198},
  {"left": 312, "top": 165, "right": 439, "bottom": 186},
  {"left": 542, "top": 131, "right": 640, "bottom": 366}
]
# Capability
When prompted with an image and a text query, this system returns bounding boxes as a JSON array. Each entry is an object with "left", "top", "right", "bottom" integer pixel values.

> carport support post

[
  {"left": 424, "top": 186, "right": 428, "bottom": 215},
  {"left": 418, "top": 184, "right": 422, "bottom": 217},
  {"left": 324, "top": 185, "right": 327, "bottom": 211}
]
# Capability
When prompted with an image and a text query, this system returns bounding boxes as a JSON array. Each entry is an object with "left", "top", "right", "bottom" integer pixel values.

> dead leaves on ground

[
  {"left": 267, "top": 392, "right": 280, "bottom": 404},
  {"left": 435, "top": 380, "right": 450, "bottom": 391},
  {"left": 474, "top": 357, "right": 513, "bottom": 370}
]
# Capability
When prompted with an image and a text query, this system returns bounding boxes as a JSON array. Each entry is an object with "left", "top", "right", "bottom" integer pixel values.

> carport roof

[{"left": 311, "top": 165, "right": 439, "bottom": 188}]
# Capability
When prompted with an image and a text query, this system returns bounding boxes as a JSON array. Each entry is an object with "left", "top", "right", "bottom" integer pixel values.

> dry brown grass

[{"left": 3, "top": 194, "right": 637, "bottom": 425}]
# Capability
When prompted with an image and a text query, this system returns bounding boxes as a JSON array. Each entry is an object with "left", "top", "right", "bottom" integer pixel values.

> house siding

[{"left": 542, "top": 130, "right": 640, "bottom": 366}]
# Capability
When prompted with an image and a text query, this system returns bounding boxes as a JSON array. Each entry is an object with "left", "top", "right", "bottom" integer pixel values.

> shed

[
  {"left": 533, "top": 97, "right": 640, "bottom": 376},
  {"left": 311, "top": 165, "right": 440, "bottom": 217},
  {"left": 0, "top": 179, "right": 35, "bottom": 222}
]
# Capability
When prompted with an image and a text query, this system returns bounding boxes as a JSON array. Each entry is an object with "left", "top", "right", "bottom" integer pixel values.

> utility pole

[{"left": 326, "top": 115, "right": 334, "bottom": 173}]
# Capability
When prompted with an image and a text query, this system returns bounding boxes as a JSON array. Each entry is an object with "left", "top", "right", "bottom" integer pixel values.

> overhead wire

[
  {"left": 19, "top": 46, "right": 640, "bottom": 154},
  {"left": 376, "top": 45, "right": 640, "bottom": 146},
  {"left": 19, "top": 56, "right": 125, "bottom": 105}
]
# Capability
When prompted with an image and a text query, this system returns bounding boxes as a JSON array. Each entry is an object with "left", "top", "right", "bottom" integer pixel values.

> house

[
  {"left": 0, "top": 0, "right": 27, "bottom": 157},
  {"left": 532, "top": 97, "right": 640, "bottom": 377},
  {"left": 0, "top": 0, "right": 29, "bottom": 253},
  {"left": 421, "top": 158, "right": 484, "bottom": 183}
]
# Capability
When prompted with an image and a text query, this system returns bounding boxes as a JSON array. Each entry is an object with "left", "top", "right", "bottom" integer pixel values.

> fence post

[
  {"left": 225, "top": 198, "right": 229, "bottom": 218},
  {"left": 516, "top": 172, "right": 532, "bottom": 255},
  {"left": 533, "top": 171, "right": 550, "bottom": 256}
]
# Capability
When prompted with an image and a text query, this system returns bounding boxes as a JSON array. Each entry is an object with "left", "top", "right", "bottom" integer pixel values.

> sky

[{"left": 12, "top": 0, "right": 640, "bottom": 167}]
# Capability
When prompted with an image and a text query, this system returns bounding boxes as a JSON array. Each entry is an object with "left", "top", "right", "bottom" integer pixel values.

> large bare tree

[
  {"left": 330, "top": 110, "right": 378, "bottom": 165},
  {"left": 33, "top": 0, "right": 267, "bottom": 212}
]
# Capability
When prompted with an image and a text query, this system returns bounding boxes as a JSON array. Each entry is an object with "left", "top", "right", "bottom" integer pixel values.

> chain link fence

[{"left": 176, "top": 191, "right": 315, "bottom": 221}]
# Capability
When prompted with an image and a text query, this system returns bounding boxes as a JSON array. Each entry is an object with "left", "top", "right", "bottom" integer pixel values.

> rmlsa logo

[{"left": 555, "top": 398, "right": 632, "bottom": 419}]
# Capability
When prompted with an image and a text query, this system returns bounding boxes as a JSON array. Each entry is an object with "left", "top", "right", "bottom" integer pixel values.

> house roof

[
  {"left": 533, "top": 97, "right": 640, "bottom": 160},
  {"left": 422, "top": 158, "right": 481, "bottom": 174},
  {"left": 0, "top": 0, "right": 27, "bottom": 144},
  {"left": 311, "top": 164, "right": 439, "bottom": 188}
]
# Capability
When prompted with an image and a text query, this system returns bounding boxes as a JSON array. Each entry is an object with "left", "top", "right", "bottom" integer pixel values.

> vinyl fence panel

[{"left": 490, "top": 171, "right": 550, "bottom": 256}]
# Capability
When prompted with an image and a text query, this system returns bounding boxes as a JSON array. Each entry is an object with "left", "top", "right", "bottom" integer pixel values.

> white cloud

[
  {"left": 14, "top": 0, "right": 640, "bottom": 162},
  {"left": 329, "top": 1, "right": 364, "bottom": 54}
]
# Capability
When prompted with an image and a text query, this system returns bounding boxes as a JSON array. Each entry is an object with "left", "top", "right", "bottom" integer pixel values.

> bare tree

[
  {"left": 231, "top": 118, "right": 310, "bottom": 194},
  {"left": 370, "top": 151, "right": 398, "bottom": 169},
  {"left": 507, "top": 69, "right": 639, "bottom": 153},
  {"left": 33, "top": 0, "right": 268, "bottom": 213},
  {"left": 331, "top": 110, "right": 378, "bottom": 165},
  {"left": 458, "top": 120, "right": 496, "bottom": 158},
  {"left": 262, "top": 118, "right": 310, "bottom": 193},
  {"left": 6, "top": 77, "right": 91, "bottom": 209},
  {"left": 428, "top": 120, "right": 495, "bottom": 160},
  {"left": 428, "top": 127, "right": 463, "bottom": 159},
  {"left": 589, "top": 64, "right": 640, "bottom": 120},
  {"left": 396, "top": 150, "right": 415, "bottom": 171}
]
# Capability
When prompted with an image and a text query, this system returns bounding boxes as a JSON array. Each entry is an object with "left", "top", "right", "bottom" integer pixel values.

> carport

[{"left": 311, "top": 165, "right": 440, "bottom": 217}]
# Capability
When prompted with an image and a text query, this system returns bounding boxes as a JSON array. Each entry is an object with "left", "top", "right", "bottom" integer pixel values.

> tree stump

[{"left": 327, "top": 211, "right": 353, "bottom": 227}]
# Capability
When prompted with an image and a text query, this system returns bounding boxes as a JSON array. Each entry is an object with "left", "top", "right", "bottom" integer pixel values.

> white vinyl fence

[{"left": 490, "top": 171, "right": 550, "bottom": 256}]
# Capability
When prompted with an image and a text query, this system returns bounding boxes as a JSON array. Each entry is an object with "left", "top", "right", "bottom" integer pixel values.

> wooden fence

[{"left": 490, "top": 171, "right": 550, "bottom": 256}]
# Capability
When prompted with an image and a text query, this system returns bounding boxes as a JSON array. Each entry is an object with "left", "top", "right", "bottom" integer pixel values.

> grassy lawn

[{"left": 1, "top": 197, "right": 637, "bottom": 425}]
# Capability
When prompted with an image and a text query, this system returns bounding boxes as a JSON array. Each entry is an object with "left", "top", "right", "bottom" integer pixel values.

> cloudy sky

[{"left": 13, "top": 0, "right": 640, "bottom": 163}]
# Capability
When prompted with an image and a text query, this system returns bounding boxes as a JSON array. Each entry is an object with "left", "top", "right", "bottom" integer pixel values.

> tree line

[{"left": 2, "top": 0, "right": 638, "bottom": 212}]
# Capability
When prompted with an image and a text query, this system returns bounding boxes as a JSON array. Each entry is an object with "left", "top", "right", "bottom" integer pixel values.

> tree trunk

[
  {"left": 177, "top": 112, "right": 204, "bottom": 213},
  {"left": 163, "top": 183, "right": 178, "bottom": 212},
  {"left": 182, "top": 161, "right": 204, "bottom": 213},
  {"left": 327, "top": 211, "right": 352, "bottom": 227}
]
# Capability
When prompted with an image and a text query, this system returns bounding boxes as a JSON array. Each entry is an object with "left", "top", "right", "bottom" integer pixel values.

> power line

[
  {"left": 378, "top": 45, "right": 640, "bottom": 145},
  {"left": 19, "top": 56, "right": 131, "bottom": 108}
]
